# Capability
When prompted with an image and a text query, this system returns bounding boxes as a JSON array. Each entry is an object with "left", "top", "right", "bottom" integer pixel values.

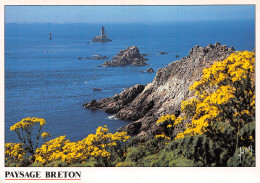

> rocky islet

[{"left": 102, "top": 46, "right": 148, "bottom": 67}]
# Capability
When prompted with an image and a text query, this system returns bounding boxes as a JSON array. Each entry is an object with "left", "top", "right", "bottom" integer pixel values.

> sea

[{"left": 5, "top": 20, "right": 255, "bottom": 143}]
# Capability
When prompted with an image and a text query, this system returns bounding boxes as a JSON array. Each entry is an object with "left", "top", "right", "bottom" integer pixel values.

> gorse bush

[
  {"left": 10, "top": 117, "right": 48, "bottom": 155},
  {"left": 154, "top": 51, "right": 255, "bottom": 166},
  {"left": 35, "top": 125, "right": 130, "bottom": 166},
  {"left": 6, "top": 122, "right": 130, "bottom": 167},
  {"left": 5, "top": 143, "right": 26, "bottom": 167},
  {"left": 6, "top": 117, "right": 50, "bottom": 166},
  {"left": 177, "top": 51, "right": 255, "bottom": 141},
  {"left": 5, "top": 51, "right": 255, "bottom": 167},
  {"left": 156, "top": 114, "right": 185, "bottom": 140}
]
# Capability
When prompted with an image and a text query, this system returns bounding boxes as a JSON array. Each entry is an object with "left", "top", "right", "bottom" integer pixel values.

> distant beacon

[{"left": 92, "top": 26, "right": 112, "bottom": 43}]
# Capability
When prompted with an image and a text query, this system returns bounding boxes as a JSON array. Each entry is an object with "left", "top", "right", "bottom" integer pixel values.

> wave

[{"left": 107, "top": 115, "right": 118, "bottom": 120}]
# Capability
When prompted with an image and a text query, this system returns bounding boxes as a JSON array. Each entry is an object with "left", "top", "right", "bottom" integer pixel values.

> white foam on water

[{"left": 107, "top": 115, "right": 118, "bottom": 120}]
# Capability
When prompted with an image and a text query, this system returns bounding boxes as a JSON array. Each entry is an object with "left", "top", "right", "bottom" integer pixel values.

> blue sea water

[{"left": 5, "top": 20, "right": 255, "bottom": 143}]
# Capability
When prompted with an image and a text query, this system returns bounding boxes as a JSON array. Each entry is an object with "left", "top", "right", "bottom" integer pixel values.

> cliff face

[
  {"left": 102, "top": 46, "right": 148, "bottom": 67},
  {"left": 84, "top": 43, "right": 235, "bottom": 136}
]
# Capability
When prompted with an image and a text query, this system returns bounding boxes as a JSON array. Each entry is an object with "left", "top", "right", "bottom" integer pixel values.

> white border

[{"left": 0, "top": 1, "right": 259, "bottom": 183}]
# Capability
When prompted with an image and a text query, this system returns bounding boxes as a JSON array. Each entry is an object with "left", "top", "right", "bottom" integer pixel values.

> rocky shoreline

[{"left": 84, "top": 42, "right": 235, "bottom": 136}]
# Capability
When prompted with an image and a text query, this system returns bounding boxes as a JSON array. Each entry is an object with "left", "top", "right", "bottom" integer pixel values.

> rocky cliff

[
  {"left": 102, "top": 46, "right": 148, "bottom": 67},
  {"left": 84, "top": 42, "right": 235, "bottom": 136}
]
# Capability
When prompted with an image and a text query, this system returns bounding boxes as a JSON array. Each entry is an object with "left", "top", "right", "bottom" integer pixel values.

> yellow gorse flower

[
  {"left": 5, "top": 143, "right": 26, "bottom": 166},
  {"left": 34, "top": 125, "right": 130, "bottom": 165},
  {"left": 41, "top": 132, "right": 51, "bottom": 139},
  {"left": 174, "top": 51, "right": 255, "bottom": 140},
  {"left": 10, "top": 117, "right": 46, "bottom": 131},
  {"left": 157, "top": 114, "right": 176, "bottom": 124},
  {"left": 155, "top": 114, "right": 185, "bottom": 141}
]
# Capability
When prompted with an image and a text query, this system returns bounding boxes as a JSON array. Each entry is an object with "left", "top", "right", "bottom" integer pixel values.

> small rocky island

[
  {"left": 78, "top": 55, "right": 108, "bottom": 60},
  {"left": 92, "top": 26, "right": 112, "bottom": 43},
  {"left": 140, "top": 68, "right": 154, "bottom": 73},
  {"left": 158, "top": 51, "right": 168, "bottom": 55},
  {"left": 102, "top": 46, "right": 148, "bottom": 67}
]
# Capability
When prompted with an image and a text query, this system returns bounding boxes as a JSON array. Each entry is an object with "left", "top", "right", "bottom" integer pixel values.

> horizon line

[{"left": 5, "top": 18, "right": 255, "bottom": 25}]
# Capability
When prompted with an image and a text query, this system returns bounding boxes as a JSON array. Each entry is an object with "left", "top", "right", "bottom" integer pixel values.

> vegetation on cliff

[{"left": 5, "top": 51, "right": 255, "bottom": 167}]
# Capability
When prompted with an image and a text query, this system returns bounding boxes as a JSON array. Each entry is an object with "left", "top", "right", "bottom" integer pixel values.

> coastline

[{"left": 84, "top": 42, "right": 236, "bottom": 136}]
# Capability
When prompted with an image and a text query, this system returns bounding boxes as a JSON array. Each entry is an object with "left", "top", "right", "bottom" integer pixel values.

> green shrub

[
  {"left": 125, "top": 147, "right": 146, "bottom": 163},
  {"left": 227, "top": 147, "right": 255, "bottom": 167},
  {"left": 70, "top": 157, "right": 97, "bottom": 167},
  {"left": 45, "top": 160, "right": 68, "bottom": 167}
]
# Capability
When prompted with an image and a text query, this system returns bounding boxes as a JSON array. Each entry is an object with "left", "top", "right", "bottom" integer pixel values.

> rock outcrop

[
  {"left": 93, "top": 88, "right": 102, "bottom": 91},
  {"left": 140, "top": 68, "right": 154, "bottom": 73},
  {"left": 78, "top": 56, "right": 108, "bottom": 60},
  {"left": 146, "top": 68, "right": 154, "bottom": 73},
  {"left": 102, "top": 46, "right": 148, "bottom": 67},
  {"left": 84, "top": 84, "right": 145, "bottom": 114},
  {"left": 84, "top": 43, "right": 235, "bottom": 136},
  {"left": 158, "top": 51, "right": 168, "bottom": 55}
]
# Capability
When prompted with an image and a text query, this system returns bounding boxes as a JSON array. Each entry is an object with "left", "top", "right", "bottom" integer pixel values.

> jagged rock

[
  {"left": 176, "top": 55, "right": 179, "bottom": 58},
  {"left": 84, "top": 42, "right": 235, "bottom": 136},
  {"left": 136, "top": 131, "right": 149, "bottom": 137},
  {"left": 146, "top": 68, "right": 154, "bottom": 73},
  {"left": 215, "top": 42, "right": 221, "bottom": 46},
  {"left": 102, "top": 46, "right": 148, "bottom": 67},
  {"left": 141, "top": 53, "right": 150, "bottom": 57},
  {"left": 158, "top": 51, "right": 168, "bottom": 55},
  {"left": 93, "top": 88, "right": 102, "bottom": 91},
  {"left": 118, "top": 121, "right": 142, "bottom": 134},
  {"left": 88, "top": 99, "right": 97, "bottom": 108},
  {"left": 140, "top": 68, "right": 154, "bottom": 73},
  {"left": 78, "top": 56, "right": 108, "bottom": 60},
  {"left": 83, "top": 84, "right": 145, "bottom": 114}
]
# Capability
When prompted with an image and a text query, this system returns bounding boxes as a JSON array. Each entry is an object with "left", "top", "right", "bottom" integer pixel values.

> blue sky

[{"left": 5, "top": 5, "right": 255, "bottom": 24}]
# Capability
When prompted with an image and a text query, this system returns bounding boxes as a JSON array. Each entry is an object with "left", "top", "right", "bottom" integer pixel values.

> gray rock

[
  {"left": 158, "top": 51, "right": 168, "bottom": 55},
  {"left": 102, "top": 46, "right": 148, "bottom": 67},
  {"left": 215, "top": 42, "right": 221, "bottom": 46},
  {"left": 78, "top": 56, "right": 108, "bottom": 60},
  {"left": 146, "top": 68, "right": 154, "bottom": 73},
  {"left": 93, "top": 88, "right": 102, "bottom": 91},
  {"left": 141, "top": 53, "right": 150, "bottom": 57},
  {"left": 83, "top": 84, "right": 145, "bottom": 114},
  {"left": 229, "top": 46, "right": 235, "bottom": 52}
]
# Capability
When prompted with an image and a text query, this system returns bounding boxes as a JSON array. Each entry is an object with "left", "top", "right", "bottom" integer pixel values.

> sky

[{"left": 5, "top": 5, "right": 255, "bottom": 24}]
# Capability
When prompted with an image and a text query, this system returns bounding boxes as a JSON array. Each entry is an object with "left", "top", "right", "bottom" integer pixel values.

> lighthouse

[
  {"left": 92, "top": 26, "right": 112, "bottom": 43},
  {"left": 101, "top": 26, "right": 105, "bottom": 39}
]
